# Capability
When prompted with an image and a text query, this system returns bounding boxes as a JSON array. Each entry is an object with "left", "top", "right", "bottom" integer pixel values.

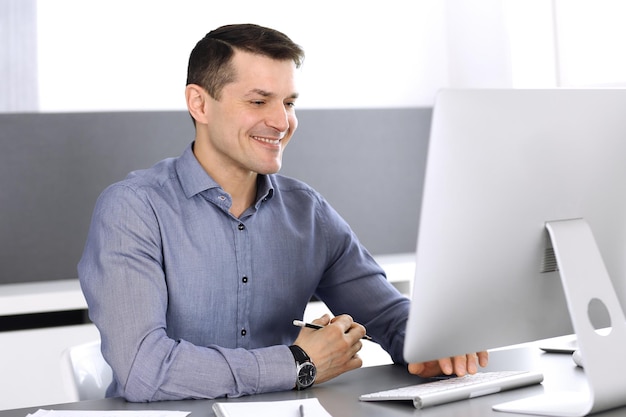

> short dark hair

[{"left": 187, "top": 24, "right": 305, "bottom": 100}]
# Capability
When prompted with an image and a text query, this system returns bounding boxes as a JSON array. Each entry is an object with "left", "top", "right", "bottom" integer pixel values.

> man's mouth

[{"left": 252, "top": 136, "right": 281, "bottom": 145}]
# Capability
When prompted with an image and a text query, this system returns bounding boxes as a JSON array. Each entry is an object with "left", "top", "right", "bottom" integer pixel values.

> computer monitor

[{"left": 403, "top": 89, "right": 626, "bottom": 415}]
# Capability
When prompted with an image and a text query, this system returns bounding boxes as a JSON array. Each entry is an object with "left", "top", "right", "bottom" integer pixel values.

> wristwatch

[{"left": 288, "top": 345, "right": 316, "bottom": 390}]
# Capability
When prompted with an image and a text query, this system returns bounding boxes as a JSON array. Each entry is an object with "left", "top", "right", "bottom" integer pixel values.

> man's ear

[{"left": 185, "top": 84, "right": 210, "bottom": 125}]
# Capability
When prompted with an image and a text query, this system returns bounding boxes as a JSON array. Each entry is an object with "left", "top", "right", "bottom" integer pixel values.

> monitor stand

[{"left": 493, "top": 218, "right": 626, "bottom": 416}]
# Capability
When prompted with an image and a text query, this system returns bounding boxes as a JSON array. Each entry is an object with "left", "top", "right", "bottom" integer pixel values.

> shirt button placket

[{"left": 235, "top": 221, "right": 249, "bottom": 346}]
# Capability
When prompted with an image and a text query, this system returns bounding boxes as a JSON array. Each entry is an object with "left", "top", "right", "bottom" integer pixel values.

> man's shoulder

[
  {"left": 119, "top": 157, "right": 178, "bottom": 190},
  {"left": 271, "top": 174, "right": 320, "bottom": 197},
  {"left": 100, "top": 157, "right": 178, "bottom": 203}
]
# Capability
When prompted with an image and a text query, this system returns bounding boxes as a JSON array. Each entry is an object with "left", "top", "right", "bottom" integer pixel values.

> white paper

[
  {"left": 212, "top": 398, "right": 332, "bottom": 417},
  {"left": 26, "top": 411, "right": 190, "bottom": 417}
]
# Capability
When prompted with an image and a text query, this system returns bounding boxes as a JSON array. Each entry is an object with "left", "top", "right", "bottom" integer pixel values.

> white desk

[{"left": 0, "top": 280, "right": 86, "bottom": 316}]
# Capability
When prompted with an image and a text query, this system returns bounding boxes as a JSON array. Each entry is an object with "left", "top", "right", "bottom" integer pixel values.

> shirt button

[
  {"left": 241, "top": 329, "right": 247, "bottom": 336},
  {"left": 218, "top": 195, "right": 226, "bottom": 201},
  {"left": 238, "top": 223, "right": 245, "bottom": 231},
  {"left": 242, "top": 276, "right": 248, "bottom": 283}
]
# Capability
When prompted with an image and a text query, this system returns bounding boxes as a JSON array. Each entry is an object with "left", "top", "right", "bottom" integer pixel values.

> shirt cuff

[{"left": 252, "top": 344, "right": 296, "bottom": 393}]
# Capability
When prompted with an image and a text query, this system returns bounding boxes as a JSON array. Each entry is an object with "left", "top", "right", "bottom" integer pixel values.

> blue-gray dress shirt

[{"left": 78, "top": 143, "right": 410, "bottom": 402}]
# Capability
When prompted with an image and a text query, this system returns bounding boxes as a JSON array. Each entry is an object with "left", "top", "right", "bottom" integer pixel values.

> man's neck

[
  {"left": 192, "top": 141, "right": 257, "bottom": 218},
  {"left": 224, "top": 173, "right": 257, "bottom": 218}
]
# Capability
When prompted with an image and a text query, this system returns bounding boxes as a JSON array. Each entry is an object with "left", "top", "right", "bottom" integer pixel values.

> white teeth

[{"left": 252, "top": 136, "right": 280, "bottom": 145}]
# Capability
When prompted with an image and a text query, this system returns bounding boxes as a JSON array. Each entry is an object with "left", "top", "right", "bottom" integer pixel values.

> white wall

[
  {"left": 33, "top": 0, "right": 567, "bottom": 113},
  {"left": 35, "top": 0, "right": 449, "bottom": 111},
  {"left": 4, "top": 0, "right": 626, "bottom": 113},
  {"left": 0, "top": 0, "right": 38, "bottom": 111},
  {"left": 554, "top": 0, "right": 626, "bottom": 87}
]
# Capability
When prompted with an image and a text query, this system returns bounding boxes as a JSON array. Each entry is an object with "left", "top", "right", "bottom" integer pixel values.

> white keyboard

[{"left": 359, "top": 370, "right": 544, "bottom": 409}]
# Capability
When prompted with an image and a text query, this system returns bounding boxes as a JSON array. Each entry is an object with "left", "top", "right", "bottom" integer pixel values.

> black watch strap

[
  {"left": 288, "top": 345, "right": 311, "bottom": 364},
  {"left": 289, "top": 344, "right": 316, "bottom": 390}
]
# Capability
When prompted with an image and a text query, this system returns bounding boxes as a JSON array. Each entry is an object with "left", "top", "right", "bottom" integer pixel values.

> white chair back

[{"left": 61, "top": 340, "right": 113, "bottom": 401}]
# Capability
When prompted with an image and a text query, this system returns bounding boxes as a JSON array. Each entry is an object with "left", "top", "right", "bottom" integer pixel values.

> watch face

[{"left": 297, "top": 363, "right": 317, "bottom": 388}]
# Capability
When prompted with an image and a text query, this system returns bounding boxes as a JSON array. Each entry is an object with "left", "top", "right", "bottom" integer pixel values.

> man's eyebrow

[
  {"left": 246, "top": 89, "right": 299, "bottom": 99},
  {"left": 247, "top": 88, "right": 272, "bottom": 97}
]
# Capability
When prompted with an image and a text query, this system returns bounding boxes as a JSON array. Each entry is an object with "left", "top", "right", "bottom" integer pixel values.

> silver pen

[{"left": 299, "top": 403, "right": 305, "bottom": 417}]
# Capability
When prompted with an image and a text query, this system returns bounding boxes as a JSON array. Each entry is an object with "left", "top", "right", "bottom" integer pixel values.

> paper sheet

[
  {"left": 26, "top": 411, "right": 190, "bottom": 417},
  {"left": 212, "top": 398, "right": 332, "bottom": 417}
]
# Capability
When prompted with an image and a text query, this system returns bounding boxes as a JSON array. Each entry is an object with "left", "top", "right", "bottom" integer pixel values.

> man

[{"left": 78, "top": 23, "right": 487, "bottom": 402}]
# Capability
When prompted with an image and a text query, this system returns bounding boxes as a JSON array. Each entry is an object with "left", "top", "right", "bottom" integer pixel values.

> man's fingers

[
  {"left": 407, "top": 362, "right": 425, "bottom": 375},
  {"left": 409, "top": 351, "right": 489, "bottom": 378},
  {"left": 409, "top": 360, "right": 449, "bottom": 377},
  {"left": 328, "top": 314, "right": 367, "bottom": 341},
  {"left": 465, "top": 353, "right": 478, "bottom": 374},
  {"left": 452, "top": 352, "right": 488, "bottom": 376},
  {"left": 478, "top": 351, "right": 489, "bottom": 367},
  {"left": 312, "top": 314, "right": 331, "bottom": 326},
  {"left": 439, "top": 357, "right": 454, "bottom": 375}
]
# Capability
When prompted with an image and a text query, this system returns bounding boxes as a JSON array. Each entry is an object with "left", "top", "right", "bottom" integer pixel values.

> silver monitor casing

[
  {"left": 404, "top": 89, "right": 626, "bottom": 415},
  {"left": 404, "top": 89, "right": 626, "bottom": 362}
]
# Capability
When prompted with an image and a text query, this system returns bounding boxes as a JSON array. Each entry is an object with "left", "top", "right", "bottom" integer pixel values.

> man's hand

[
  {"left": 408, "top": 352, "right": 489, "bottom": 378},
  {"left": 293, "top": 314, "right": 366, "bottom": 384}
]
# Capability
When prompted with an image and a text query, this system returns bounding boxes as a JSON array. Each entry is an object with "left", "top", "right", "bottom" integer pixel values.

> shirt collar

[
  {"left": 255, "top": 175, "right": 274, "bottom": 207},
  {"left": 175, "top": 143, "right": 220, "bottom": 198},
  {"left": 176, "top": 142, "right": 275, "bottom": 205}
]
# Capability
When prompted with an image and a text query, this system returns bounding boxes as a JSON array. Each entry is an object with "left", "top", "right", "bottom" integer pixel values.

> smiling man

[
  {"left": 187, "top": 48, "right": 299, "bottom": 217},
  {"left": 78, "top": 23, "right": 487, "bottom": 403}
]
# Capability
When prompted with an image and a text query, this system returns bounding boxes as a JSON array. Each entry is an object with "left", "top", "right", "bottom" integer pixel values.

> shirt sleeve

[
  {"left": 312, "top": 196, "right": 411, "bottom": 365},
  {"left": 78, "top": 184, "right": 296, "bottom": 401}
]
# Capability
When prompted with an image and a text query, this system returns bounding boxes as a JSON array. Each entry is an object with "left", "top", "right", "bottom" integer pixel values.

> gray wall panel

[
  {"left": 281, "top": 108, "right": 430, "bottom": 256},
  {"left": 0, "top": 108, "right": 430, "bottom": 284}
]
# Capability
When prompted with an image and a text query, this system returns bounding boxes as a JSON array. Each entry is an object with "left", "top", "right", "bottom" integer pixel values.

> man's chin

[{"left": 255, "top": 162, "right": 282, "bottom": 175}]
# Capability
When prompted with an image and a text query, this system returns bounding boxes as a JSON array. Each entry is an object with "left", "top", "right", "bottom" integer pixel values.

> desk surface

[{"left": 2, "top": 344, "right": 625, "bottom": 417}]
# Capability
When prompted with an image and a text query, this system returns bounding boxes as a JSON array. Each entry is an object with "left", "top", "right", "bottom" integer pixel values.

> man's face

[{"left": 202, "top": 50, "right": 299, "bottom": 177}]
